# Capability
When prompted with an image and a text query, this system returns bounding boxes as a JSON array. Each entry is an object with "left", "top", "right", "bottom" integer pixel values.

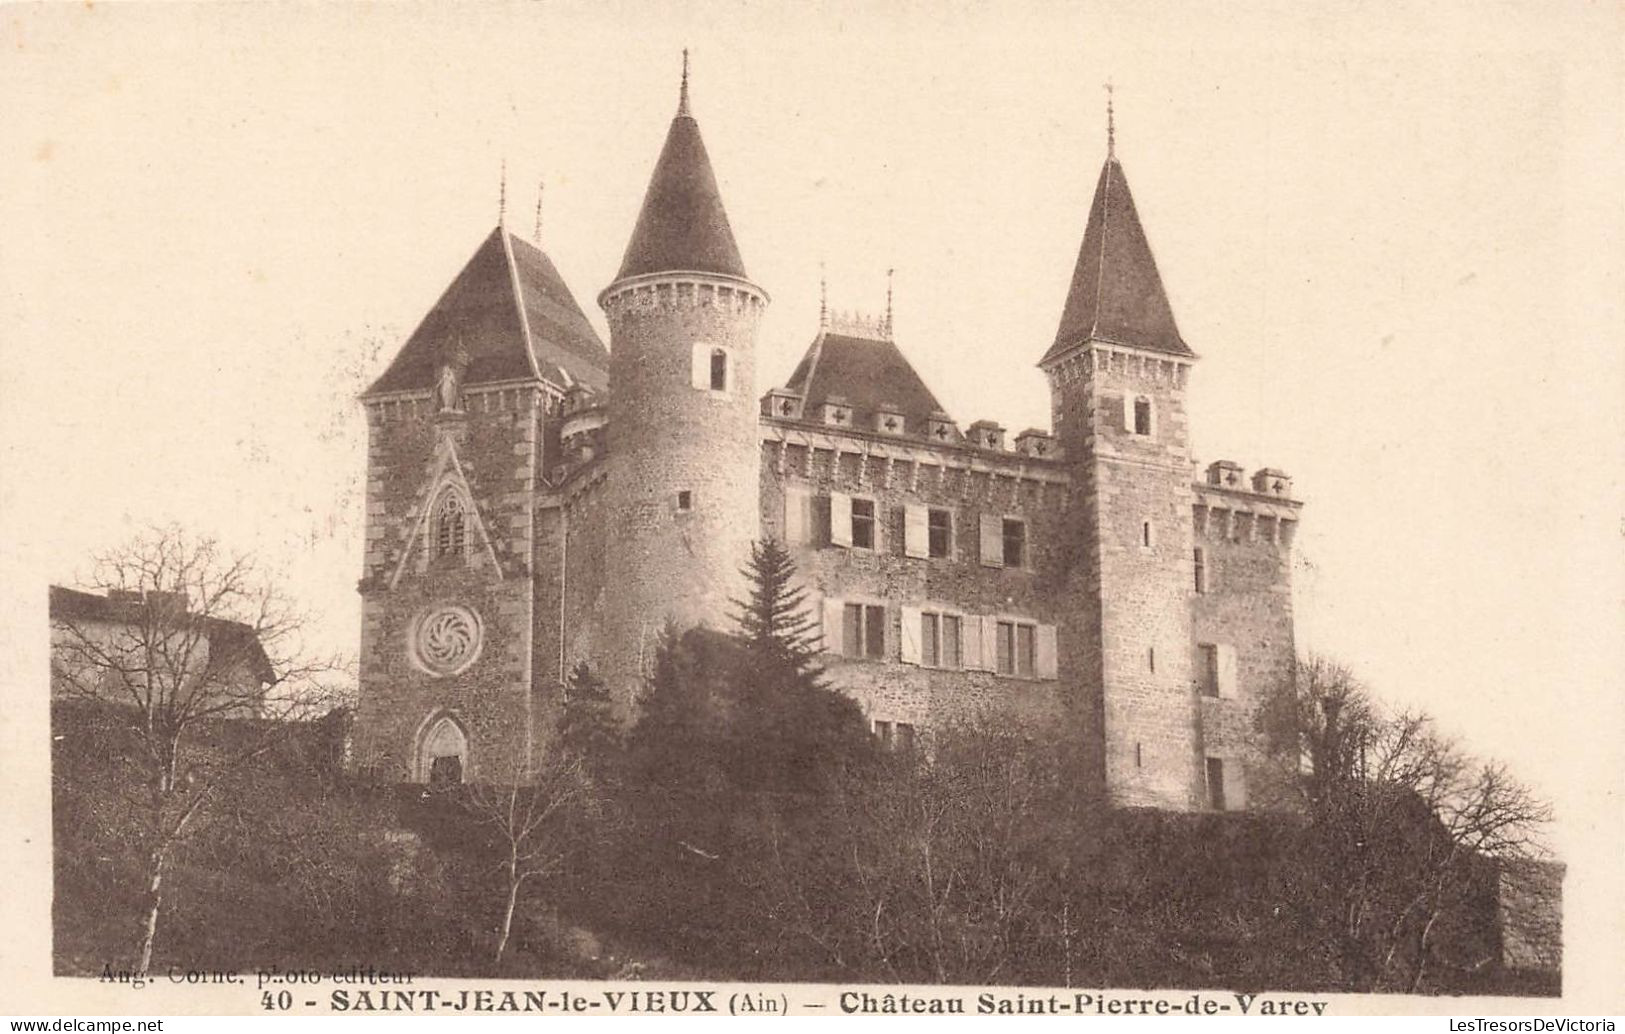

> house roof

[
  {"left": 782, "top": 325, "right": 949, "bottom": 435},
  {"left": 365, "top": 227, "right": 609, "bottom": 396},
  {"left": 1042, "top": 156, "right": 1192, "bottom": 365},
  {"left": 612, "top": 84, "right": 748, "bottom": 283},
  {"left": 49, "top": 585, "right": 275, "bottom": 684}
]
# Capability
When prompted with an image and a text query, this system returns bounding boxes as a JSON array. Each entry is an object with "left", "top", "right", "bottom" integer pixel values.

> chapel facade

[{"left": 351, "top": 70, "right": 1301, "bottom": 810}]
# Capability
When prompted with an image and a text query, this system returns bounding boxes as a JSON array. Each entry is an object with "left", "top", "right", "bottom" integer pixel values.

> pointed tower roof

[
  {"left": 1041, "top": 156, "right": 1192, "bottom": 365},
  {"left": 366, "top": 227, "right": 609, "bottom": 396},
  {"left": 612, "top": 56, "right": 748, "bottom": 283}
]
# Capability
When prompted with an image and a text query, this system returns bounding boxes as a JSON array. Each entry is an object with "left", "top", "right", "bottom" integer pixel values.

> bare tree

[
  {"left": 49, "top": 525, "right": 347, "bottom": 973},
  {"left": 461, "top": 756, "right": 601, "bottom": 965},
  {"left": 1258, "top": 655, "right": 1554, "bottom": 992}
]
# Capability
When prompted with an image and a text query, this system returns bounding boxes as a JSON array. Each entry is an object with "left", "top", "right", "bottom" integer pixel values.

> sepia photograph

[{"left": 2, "top": 0, "right": 1621, "bottom": 1020}]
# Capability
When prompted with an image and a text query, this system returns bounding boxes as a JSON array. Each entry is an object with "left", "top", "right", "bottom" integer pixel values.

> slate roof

[
  {"left": 783, "top": 327, "right": 949, "bottom": 436},
  {"left": 49, "top": 585, "right": 274, "bottom": 684},
  {"left": 365, "top": 228, "right": 609, "bottom": 396},
  {"left": 1042, "top": 157, "right": 1192, "bottom": 364},
  {"left": 613, "top": 93, "right": 748, "bottom": 283}
]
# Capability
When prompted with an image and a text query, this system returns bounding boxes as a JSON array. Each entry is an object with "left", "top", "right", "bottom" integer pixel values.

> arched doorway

[{"left": 417, "top": 713, "right": 468, "bottom": 787}]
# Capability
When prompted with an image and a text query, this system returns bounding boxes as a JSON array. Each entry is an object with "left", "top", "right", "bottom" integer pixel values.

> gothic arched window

[{"left": 435, "top": 491, "right": 466, "bottom": 557}]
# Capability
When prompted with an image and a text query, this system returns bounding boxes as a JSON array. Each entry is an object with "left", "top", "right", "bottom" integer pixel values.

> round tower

[{"left": 598, "top": 57, "right": 769, "bottom": 710}]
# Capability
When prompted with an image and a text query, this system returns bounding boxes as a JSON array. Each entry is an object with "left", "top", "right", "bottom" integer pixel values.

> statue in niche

[{"left": 437, "top": 338, "right": 470, "bottom": 413}]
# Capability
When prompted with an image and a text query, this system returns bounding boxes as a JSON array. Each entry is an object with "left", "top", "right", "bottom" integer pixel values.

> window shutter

[
  {"left": 899, "top": 606, "right": 922, "bottom": 664},
  {"left": 1121, "top": 394, "right": 1135, "bottom": 432},
  {"left": 821, "top": 597, "right": 844, "bottom": 654},
  {"left": 961, "top": 614, "right": 984, "bottom": 669},
  {"left": 1223, "top": 760, "right": 1248, "bottom": 811},
  {"left": 979, "top": 514, "right": 1003, "bottom": 567},
  {"left": 978, "top": 616, "right": 999, "bottom": 672},
  {"left": 784, "top": 487, "right": 810, "bottom": 546},
  {"left": 1217, "top": 644, "right": 1238, "bottom": 698},
  {"left": 690, "top": 342, "right": 709, "bottom": 390},
  {"left": 830, "top": 493, "right": 853, "bottom": 547},
  {"left": 903, "top": 504, "right": 929, "bottom": 559},
  {"left": 1035, "top": 624, "right": 1058, "bottom": 679}
]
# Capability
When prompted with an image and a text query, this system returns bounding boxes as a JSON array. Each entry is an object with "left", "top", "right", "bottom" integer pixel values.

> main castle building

[{"left": 352, "top": 69, "right": 1302, "bottom": 811}]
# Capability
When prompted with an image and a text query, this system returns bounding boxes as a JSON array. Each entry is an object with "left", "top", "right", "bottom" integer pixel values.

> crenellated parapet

[{"left": 1192, "top": 460, "right": 1300, "bottom": 548}]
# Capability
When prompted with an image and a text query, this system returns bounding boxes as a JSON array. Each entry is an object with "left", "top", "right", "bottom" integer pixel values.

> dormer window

[{"left": 434, "top": 492, "right": 466, "bottom": 557}]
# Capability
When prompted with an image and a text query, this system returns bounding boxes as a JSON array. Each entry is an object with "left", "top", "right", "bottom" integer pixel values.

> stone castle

[{"left": 352, "top": 68, "right": 1302, "bottom": 811}]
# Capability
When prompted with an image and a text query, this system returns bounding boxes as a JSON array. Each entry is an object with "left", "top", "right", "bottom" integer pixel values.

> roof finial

[
  {"left": 885, "top": 267, "right": 895, "bottom": 338},
  {"left": 533, "top": 179, "right": 544, "bottom": 243},
  {"left": 819, "top": 260, "right": 829, "bottom": 328},
  {"left": 678, "top": 48, "right": 691, "bottom": 116},
  {"left": 498, "top": 158, "right": 508, "bottom": 227},
  {"left": 1105, "top": 80, "right": 1116, "bottom": 160}
]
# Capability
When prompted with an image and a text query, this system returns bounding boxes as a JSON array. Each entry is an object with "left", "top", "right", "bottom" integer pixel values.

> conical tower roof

[
  {"left": 612, "top": 61, "right": 748, "bottom": 283},
  {"left": 1041, "top": 156, "right": 1192, "bottom": 364}
]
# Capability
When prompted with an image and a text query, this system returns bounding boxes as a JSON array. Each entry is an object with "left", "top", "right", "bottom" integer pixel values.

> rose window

[{"left": 412, "top": 605, "right": 482, "bottom": 676}]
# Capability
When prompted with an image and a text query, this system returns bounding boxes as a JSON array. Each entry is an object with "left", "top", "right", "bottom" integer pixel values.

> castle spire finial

[
  {"left": 885, "top": 267, "right": 895, "bottom": 338},
  {"left": 819, "top": 260, "right": 829, "bottom": 328},
  {"left": 1105, "top": 80, "right": 1116, "bottom": 159},
  {"left": 533, "top": 178, "right": 544, "bottom": 243},
  {"left": 498, "top": 158, "right": 508, "bottom": 227},
  {"left": 678, "top": 48, "right": 691, "bottom": 116}
]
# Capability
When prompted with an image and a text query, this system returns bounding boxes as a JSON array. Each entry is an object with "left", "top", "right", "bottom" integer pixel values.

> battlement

[{"left": 1192, "top": 460, "right": 1300, "bottom": 548}]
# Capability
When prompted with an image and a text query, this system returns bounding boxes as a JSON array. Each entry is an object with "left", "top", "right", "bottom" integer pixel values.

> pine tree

[
  {"left": 731, "top": 537, "right": 825, "bottom": 690},
  {"left": 557, "top": 661, "right": 622, "bottom": 786},
  {"left": 729, "top": 538, "right": 866, "bottom": 791}
]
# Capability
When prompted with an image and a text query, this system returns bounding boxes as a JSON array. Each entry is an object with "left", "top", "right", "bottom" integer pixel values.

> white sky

[{"left": 2, "top": 0, "right": 1621, "bottom": 1000}]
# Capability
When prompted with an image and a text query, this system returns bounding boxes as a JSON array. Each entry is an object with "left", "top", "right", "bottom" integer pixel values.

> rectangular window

[
  {"left": 928, "top": 508, "right": 952, "bottom": 558},
  {"left": 1002, "top": 518, "right": 1026, "bottom": 568},
  {"left": 1134, "top": 397, "right": 1153, "bottom": 436},
  {"left": 676, "top": 489, "right": 693, "bottom": 512},
  {"left": 917, "top": 611, "right": 963, "bottom": 669},
  {"left": 864, "top": 604, "right": 885, "bottom": 659},
  {"left": 845, "top": 602, "right": 885, "bottom": 659},
  {"left": 709, "top": 348, "right": 728, "bottom": 391},
  {"left": 996, "top": 620, "right": 1015, "bottom": 675},
  {"left": 1206, "top": 757, "right": 1227, "bottom": 811},
  {"left": 874, "top": 720, "right": 893, "bottom": 747},
  {"left": 1016, "top": 624, "right": 1036, "bottom": 677},
  {"left": 1193, "top": 547, "right": 1207, "bottom": 593},
  {"left": 1199, "top": 644, "right": 1221, "bottom": 698},
  {"left": 942, "top": 614, "right": 962, "bottom": 669},
  {"left": 895, "top": 722, "right": 916, "bottom": 752},
  {"left": 851, "top": 498, "right": 876, "bottom": 550}
]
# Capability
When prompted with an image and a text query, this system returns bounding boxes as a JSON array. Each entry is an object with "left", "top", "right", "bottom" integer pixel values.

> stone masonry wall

[
  {"left": 1051, "top": 344, "right": 1202, "bottom": 810},
  {"left": 1191, "top": 498, "right": 1298, "bottom": 809},
  {"left": 354, "top": 390, "right": 540, "bottom": 782},
  {"left": 600, "top": 279, "right": 766, "bottom": 711},
  {"left": 759, "top": 433, "right": 1073, "bottom": 739}
]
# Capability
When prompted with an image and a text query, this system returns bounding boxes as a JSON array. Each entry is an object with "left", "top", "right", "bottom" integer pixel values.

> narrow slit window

[
  {"left": 928, "top": 508, "right": 952, "bottom": 558},
  {"left": 1194, "top": 547, "right": 1208, "bottom": 593},
  {"left": 1002, "top": 518, "right": 1027, "bottom": 568}
]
